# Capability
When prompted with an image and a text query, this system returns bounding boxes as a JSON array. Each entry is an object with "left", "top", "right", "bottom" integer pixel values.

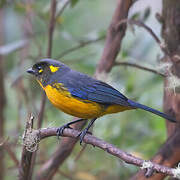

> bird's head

[{"left": 27, "top": 58, "right": 69, "bottom": 86}]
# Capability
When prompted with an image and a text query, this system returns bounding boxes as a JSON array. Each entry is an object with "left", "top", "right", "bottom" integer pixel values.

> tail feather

[{"left": 127, "top": 99, "right": 176, "bottom": 123}]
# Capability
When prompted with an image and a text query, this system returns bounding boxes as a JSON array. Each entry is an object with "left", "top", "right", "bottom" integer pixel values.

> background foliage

[{"left": 1, "top": 0, "right": 166, "bottom": 179}]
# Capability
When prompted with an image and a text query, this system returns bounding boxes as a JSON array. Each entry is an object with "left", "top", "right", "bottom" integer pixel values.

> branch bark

[
  {"left": 27, "top": 127, "right": 180, "bottom": 178},
  {"left": 161, "top": 0, "right": 180, "bottom": 136},
  {"left": 114, "top": 61, "right": 165, "bottom": 77},
  {"left": 36, "top": 120, "right": 87, "bottom": 180},
  {"left": 130, "top": 127, "right": 180, "bottom": 180},
  {"left": 19, "top": 116, "right": 35, "bottom": 180},
  {"left": 96, "top": 0, "right": 133, "bottom": 76}
]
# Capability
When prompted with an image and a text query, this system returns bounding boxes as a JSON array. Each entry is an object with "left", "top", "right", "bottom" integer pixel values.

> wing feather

[{"left": 62, "top": 71, "right": 129, "bottom": 106}]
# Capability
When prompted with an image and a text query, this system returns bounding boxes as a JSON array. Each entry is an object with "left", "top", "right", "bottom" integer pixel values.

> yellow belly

[
  {"left": 43, "top": 85, "right": 104, "bottom": 118},
  {"left": 42, "top": 84, "right": 132, "bottom": 119}
]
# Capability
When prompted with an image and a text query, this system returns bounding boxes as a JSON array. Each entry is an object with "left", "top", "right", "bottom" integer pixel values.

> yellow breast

[{"left": 43, "top": 84, "right": 104, "bottom": 119}]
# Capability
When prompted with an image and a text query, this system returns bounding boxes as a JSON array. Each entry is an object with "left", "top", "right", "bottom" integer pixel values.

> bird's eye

[{"left": 37, "top": 66, "right": 43, "bottom": 74}]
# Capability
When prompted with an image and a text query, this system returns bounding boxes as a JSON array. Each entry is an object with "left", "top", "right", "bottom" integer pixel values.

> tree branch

[
  {"left": 26, "top": 127, "right": 180, "bottom": 178},
  {"left": 36, "top": 120, "right": 87, "bottom": 180},
  {"left": 96, "top": 0, "right": 134, "bottom": 76},
  {"left": 130, "top": 127, "right": 180, "bottom": 180},
  {"left": 4, "top": 143, "right": 19, "bottom": 167},
  {"left": 56, "top": 36, "right": 105, "bottom": 59},
  {"left": 114, "top": 61, "right": 165, "bottom": 77},
  {"left": 19, "top": 115, "right": 35, "bottom": 180},
  {"left": 37, "top": 0, "right": 57, "bottom": 129},
  {"left": 55, "top": 0, "right": 70, "bottom": 20},
  {"left": 116, "top": 19, "right": 170, "bottom": 56}
]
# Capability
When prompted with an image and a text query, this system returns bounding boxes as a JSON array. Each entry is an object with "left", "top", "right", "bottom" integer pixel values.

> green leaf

[
  {"left": 130, "top": 12, "right": 141, "bottom": 20},
  {"left": 70, "top": 0, "right": 79, "bottom": 7}
]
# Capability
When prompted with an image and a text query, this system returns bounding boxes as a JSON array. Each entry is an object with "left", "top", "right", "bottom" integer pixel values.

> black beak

[{"left": 27, "top": 68, "right": 35, "bottom": 75}]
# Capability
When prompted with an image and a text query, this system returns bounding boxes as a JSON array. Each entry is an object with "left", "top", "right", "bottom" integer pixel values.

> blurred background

[{"left": 0, "top": 0, "right": 167, "bottom": 179}]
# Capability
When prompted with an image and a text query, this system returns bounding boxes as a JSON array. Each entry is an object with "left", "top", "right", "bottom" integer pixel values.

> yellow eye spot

[
  {"left": 49, "top": 65, "right": 59, "bottom": 73},
  {"left": 39, "top": 69, "right": 43, "bottom": 73}
]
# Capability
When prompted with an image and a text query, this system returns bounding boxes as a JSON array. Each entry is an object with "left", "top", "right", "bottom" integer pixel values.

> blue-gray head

[{"left": 27, "top": 58, "right": 70, "bottom": 86}]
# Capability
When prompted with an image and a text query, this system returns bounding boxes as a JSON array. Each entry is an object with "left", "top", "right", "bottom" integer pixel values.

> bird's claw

[
  {"left": 77, "top": 129, "right": 92, "bottom": 145},
  {"left": 56, "top": 124, "right": 72, "bottom": 138},
  {"left": 78, "top": 130, "right": 87, "bottom": 145}
]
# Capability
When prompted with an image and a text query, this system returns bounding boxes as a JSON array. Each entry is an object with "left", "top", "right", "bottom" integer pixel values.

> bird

[{"left": 27, "top": 58, "right": 176, "bottom": 144}]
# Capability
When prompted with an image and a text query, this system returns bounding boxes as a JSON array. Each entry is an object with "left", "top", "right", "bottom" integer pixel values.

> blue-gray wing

[{"left": 61, "top": 71, "right": 130, "bottom": 106}]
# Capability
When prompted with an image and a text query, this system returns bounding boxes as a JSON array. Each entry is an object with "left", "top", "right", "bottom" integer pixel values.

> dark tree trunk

[
  {"left": 130, "top": 0, "right": 180, "bottom": 179},
  {"left": 0, "top": 9, "right": 6, "bottom": 180}
]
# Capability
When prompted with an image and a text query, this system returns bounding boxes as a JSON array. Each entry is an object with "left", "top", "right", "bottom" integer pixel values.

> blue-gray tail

[{"left": 127, "top": 99, "right": 176, "bottom": 123}]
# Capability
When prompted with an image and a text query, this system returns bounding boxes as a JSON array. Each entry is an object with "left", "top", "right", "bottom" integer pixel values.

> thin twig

[
  {"left": 4, "top": 143, "right": 19, "bottom": 167},
  {"left": 0, "top": 39, "right": 28, "bottom": 56},
  {"left": 57, "top": 169, "right": 74, "bottom": 180},
  {"left": 30, "top": 0, "right": 57, "bottom": 179},
  {"left": 34, "top": 127, "right": 177, "bottom": 178},
  {"left": 56, "top": 36, "right": 105, "bottom": 59},
  {"left": 116, "top": 19, "right": 161, "bottom": 44},
  {"left": 37, "top": 0, "right": 57, "bottom": 130},
  {"left": 37, "top": 93, "right": 46, "bottom": 129},
  {"left": 0, "top": 137, "right": 19, "bottom": 168},
  {"left": 114, "top": 61, "right": 165, "bottom": 77},
  {"left": 55, "top": 0, "right": 70, "bottom": 19},
  {"left": 47, "top": 0, "right": 57, "bottom": 58},
  {"left": 116, "top": 19, "right": 170, "bottom": 56},
  {"left": 74, "top": 143, "right": 87, "bottom": 161}
]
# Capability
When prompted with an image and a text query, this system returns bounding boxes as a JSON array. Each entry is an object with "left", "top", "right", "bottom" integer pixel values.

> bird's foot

[
  {"left": 77, "top": 128, "right": 92, "bottom": 145},
  {"left": 56, "top": 123, "right": 72, "bottom": 138}
]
